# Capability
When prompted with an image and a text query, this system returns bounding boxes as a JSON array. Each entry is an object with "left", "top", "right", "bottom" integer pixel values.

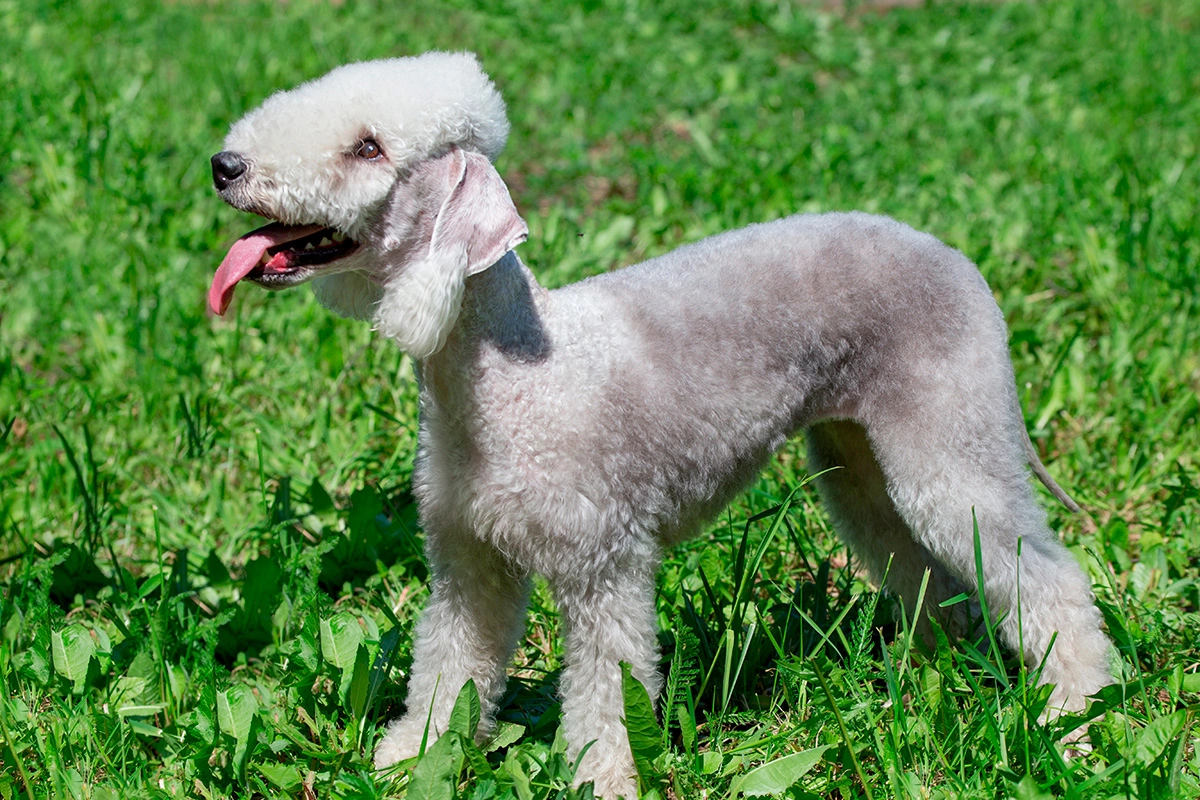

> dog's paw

[
  {"left": 572, "top": 740, "right": 639, "bottom": 800},
  {"left": 579, "top": 773, "right": 638, "bottom": 800},
  {"left": 373, "top": 718, "right": 424, "bottom": 770},
  {"left": 1059, "top": 720, "right": 1094, "bottom": 760}
]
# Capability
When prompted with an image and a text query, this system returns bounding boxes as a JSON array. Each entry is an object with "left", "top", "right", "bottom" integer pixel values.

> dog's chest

[{"left": 411, "top": 369, "right": 621, "bottom": 570}]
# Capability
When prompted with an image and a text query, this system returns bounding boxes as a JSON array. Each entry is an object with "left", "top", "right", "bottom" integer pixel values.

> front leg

[
  {"left": 375, "top": 537, "right": 530, "bottom": 768},
  {"left": 553, "top": 563, "right": 663, "bottom": 800}
]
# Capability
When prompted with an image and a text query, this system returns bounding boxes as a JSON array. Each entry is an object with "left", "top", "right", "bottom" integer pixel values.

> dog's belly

[{"left": 413, "top": 409, "right": 790, "bottom": 577}]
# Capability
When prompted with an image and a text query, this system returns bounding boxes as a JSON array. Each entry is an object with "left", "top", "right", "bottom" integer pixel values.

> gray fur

[{"left": 211, "top": 56, "right": 1113, "bottom": 799}]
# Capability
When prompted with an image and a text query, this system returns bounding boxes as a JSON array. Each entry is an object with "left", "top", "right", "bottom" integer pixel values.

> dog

[{"left": 207, "top": 52, "right": 1113, "bottom": 798}]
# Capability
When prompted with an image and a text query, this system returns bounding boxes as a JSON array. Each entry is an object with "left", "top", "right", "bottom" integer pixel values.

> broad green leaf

[
  {"left": 289, "top": 627, "right": 320, "bottom": 674},
  {"left": 166, "top": 662, "right": 189, "bottom": 706},
  {"left": 137, "top": 572, "right": 163, "bottom": 601},
  {"left": 258, "top": 762, "right": 303, "bottom": 791},
  {"left": 346, "top": 643, "right": 371, "bottom": 722},
  {"left": 1131, "top": 710, "right": 1185, "bottom": 768},
  {"left": 4, "top": 698, "right": 31, "bottom": 727},
  {"left": 484, "top": 721, "right": 525, "bottom": 753},
  {"left": 1010, "top": 774, "right": 1054, "bottom": 800},
  {"left": 308, "top": 476, "right": 335, "bottom": 513},
  {"left": 108, "top": 675, "right": 148, "bottom": 711},
  {"left": 732, "top": 746, "right": 830, "bottom": 797},
  {"left": 203, "top": 551, "right": 232, "bottom": 586},
  {"left": 462, "top": 737, "right": 496, "bottom": 782},
  {"left": 125, "top": 646, "right": 158, "bottom": 683},
  {"left": 271, "top": 597, "right": 291, "bottom": 634},
  {"left": 126, "top": 719, "right": 163, "bottom": 738},
  {"left": 191, "top": 689, "right": 216, "bottom": 745},
  {"left": 347, "top": 486, "right": 385, "bottom": 540},
  {"left": 920, "top": 665, "right": 942, "bottom": 711},
  {"left": 240, "top": 557, "right": 283, "bottom": 626},
  {"left": 447, "top": 679, "right": 481, "bottom": 738},
  {"left": 118, "top": 704, "right": 167, "bottom": 718},
  {"left": 407, "top": 732, "right": 463, "bottom": 800},
  {"left": 216, "top": 684, "right": 256, "bottom": 743},
  {"left": 677, "top": 704, "right": 696, "bottom": 755},
  {"left": 504, "top": 749, "right": 533, "bottom": 800},
  {"left": 320, "top": 613, "right": 364, "bottom": 670},
  {"left": 14, "top": 645, "right": 51, "bottom": 686},
  {"left": 89, "top": 624, "right": 111, "bottom": 656},
  {"left": 620, "top": 661, "right": 665, "bottom": 787},
  {"left": 51, "top": 626, "right": 95, "bottom": 685},
  {"left": 233, "top": 714, "right": 260, "bottom": 778}
]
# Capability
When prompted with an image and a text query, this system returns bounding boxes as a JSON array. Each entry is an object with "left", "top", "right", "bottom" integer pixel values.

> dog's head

[{"left": 208, "top": 52, "right": 527, "bottom": 358}]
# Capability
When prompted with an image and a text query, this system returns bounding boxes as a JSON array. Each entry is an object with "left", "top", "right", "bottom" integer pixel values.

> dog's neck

[
  {"left": 419, "top": 250, "right": 551, "bottom": 410},
  {"left": 459, "top": 251, "right": 550, "bottom": 361}
]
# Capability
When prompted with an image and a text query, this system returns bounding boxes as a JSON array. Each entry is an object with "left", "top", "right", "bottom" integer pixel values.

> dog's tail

[{"left": 1022, "top": 428, "right": 1082, "bottom": 513}]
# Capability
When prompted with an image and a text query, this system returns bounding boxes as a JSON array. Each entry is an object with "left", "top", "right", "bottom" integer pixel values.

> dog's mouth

[{"left": 208, "top": 222, "right": 360, "bottom": 315}]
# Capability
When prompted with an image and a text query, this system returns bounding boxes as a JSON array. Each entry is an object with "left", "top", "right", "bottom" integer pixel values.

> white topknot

[{"left": 226, "top": 51, "right": 509, "bottom": 169}]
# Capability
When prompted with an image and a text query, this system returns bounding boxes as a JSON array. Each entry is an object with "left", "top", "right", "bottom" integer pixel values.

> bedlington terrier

[{"left": 207, "top": 52, "right": 1112, "bottom": 798}]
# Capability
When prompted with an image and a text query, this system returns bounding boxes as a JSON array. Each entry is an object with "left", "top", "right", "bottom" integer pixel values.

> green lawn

[{"left": 2, "top": 0, "right": 1198, "bottom": 797}]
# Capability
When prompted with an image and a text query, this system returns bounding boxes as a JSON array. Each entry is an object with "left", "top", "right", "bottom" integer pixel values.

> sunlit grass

[{"left": 1, "top": 0, "right": 1198, "bottom": 797}]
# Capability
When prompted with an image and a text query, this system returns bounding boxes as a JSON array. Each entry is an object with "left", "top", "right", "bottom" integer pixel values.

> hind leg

[
  {"left": 807, "top": 420, "right": 970, "bottom": 637},
  {"left": 864, "top": 404, "right": 1112, "bottom": 713}
]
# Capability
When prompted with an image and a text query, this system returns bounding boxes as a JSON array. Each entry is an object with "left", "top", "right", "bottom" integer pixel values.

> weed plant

[{"left": 1, "top": 0, "right": 1198, "bottom": 797}]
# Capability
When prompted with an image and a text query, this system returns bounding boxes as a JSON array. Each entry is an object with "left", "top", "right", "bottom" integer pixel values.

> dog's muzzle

[{"left": 211, "top": 151, "right": 247, "bottom": 190}]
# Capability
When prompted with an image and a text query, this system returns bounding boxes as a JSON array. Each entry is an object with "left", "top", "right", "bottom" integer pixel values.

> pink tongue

[{"left": 208, "top": 222, "right": 326, "bottom": 315}]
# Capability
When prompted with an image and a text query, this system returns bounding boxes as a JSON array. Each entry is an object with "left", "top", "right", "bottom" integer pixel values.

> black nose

[{"left": 211, "top": 151, "right": 247, "bottom": 190}]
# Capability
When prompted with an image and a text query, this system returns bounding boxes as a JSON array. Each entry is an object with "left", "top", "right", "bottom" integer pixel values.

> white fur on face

[
  {"left": 216, "top": 54, "right": 525, "bottom": 355},
  {"left": 221, "top": 52, "right": 509, "bottom": 237}
]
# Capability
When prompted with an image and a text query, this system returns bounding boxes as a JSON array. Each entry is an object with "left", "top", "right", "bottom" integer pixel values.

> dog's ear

[
  {"left": 371, "top": 149, "right": 525, "bottom": 359},
  {"left": 430, "top": 148, "right": 528, "bottom": 275}
]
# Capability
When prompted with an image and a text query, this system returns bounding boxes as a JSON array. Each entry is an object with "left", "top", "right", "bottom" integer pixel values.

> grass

[{"left": 2, "top": 0, "right": 1199, "bottom": 796}]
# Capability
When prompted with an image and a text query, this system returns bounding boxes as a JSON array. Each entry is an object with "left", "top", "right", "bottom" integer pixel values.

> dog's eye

[{"left": 355, "top": 139, "right": 383, "bottom": 160}]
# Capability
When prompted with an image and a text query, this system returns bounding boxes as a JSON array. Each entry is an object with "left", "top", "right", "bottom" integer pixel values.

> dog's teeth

[
  {"left": 305, "top": 242, "right": 315, "bottom": 251},
  {"left": 319, "top": 237, "right": 332, "bottom": 247},
  {"left": 260, "top": 253, "right": 270, "bottom": 265},
  {"left": 332, "top": 232, "right": 346, "bottom": 243}
]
